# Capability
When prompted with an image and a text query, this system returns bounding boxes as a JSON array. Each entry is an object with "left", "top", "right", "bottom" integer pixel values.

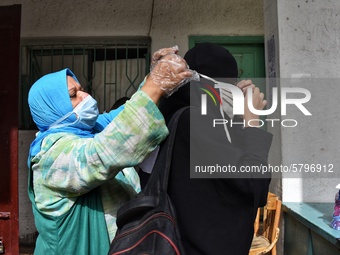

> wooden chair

[{"left": 249, "top": 192, "right": 282, "bottom": 255}]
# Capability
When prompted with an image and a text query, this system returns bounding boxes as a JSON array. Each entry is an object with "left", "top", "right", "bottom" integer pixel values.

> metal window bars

[{"left": 20, "top": 37, "right": 151, "bottom": 129}]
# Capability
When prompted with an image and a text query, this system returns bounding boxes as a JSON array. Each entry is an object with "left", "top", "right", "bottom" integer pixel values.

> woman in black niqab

[{"left": 158, "top": 43, "right": 272, "bottom": 255}]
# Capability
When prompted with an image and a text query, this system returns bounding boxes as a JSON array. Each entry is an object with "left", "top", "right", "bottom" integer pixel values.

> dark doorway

[{"left": 0, "top": 4, "right": 21, "bottom": 255}]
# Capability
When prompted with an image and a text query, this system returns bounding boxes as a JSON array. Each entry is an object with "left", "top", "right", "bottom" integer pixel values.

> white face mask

[{"left": 48, "top": 95, "right": 99, "bottom": 130}]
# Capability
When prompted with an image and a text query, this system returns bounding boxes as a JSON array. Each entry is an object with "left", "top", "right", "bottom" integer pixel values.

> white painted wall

[
  {"left": 263, "top": 2, "right": 340, "bottom": 253},
  {"left": 1, "top": 0, "right": 265, "bottom": 245},
  {"left": 265, "top": 0, "right": 340, "bottom": 203}
]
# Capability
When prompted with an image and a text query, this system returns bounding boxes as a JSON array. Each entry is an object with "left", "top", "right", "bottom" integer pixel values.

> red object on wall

[{"left": 0, "top": 4, "right": 21, "bottom": 255}]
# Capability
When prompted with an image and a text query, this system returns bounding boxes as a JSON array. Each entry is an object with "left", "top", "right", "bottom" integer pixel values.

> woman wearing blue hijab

[{"left": 27, "top": 48, "right": 193, "bottom": 255}]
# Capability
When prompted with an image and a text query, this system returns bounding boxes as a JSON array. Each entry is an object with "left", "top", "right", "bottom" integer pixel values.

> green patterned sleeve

[{"left": 34, "top": 91, "right": 168, "bottom": 195}]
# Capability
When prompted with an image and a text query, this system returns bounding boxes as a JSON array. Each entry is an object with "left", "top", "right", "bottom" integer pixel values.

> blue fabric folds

[{"left": 28, "top": 68, "right": 124, "bottom": 160}]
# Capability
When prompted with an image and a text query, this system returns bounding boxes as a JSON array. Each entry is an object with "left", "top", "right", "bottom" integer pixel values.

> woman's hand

[
  {"left": 244, "top": 85, "right": 267, "bottom": 128},
  {"left": 142, "top": 53, "right": 193, "bottom": 103},
  {"left": 150, "top": 46, "right": 179, "bottom": 68},
  {"left": 237, "top": 79, "right": 255, "bottom": 95}
]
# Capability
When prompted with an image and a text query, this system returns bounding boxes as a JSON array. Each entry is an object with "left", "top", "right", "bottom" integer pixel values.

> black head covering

[
  {"left": 159, "top": 43, "right": 238, "bottom": 123},
  {"left": 184, "top": 42, "right": 238, "bottom": 79}
]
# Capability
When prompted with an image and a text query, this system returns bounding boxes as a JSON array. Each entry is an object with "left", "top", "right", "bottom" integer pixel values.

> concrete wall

[
  {"left": 2, "top": 0, "right": 264, "bottom": 53},
  {"left": 263, "top": 0, "right": 282, "bottom": 199},
  {"left": 1, "top": 0, "right": 265, "bottom": 245},
  {"left": 265, "top": 0, "right": 340, "bottom": 203},
  {"left": 263, "top": 3, "right": 340, "bottom": 254}
]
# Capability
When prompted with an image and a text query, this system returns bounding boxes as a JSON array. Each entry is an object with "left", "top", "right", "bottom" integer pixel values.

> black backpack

[{"left": 108, "top": 107, "right": 188, "bottom": 255}]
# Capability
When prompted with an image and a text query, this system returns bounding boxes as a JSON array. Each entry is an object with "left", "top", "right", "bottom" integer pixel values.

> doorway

[{"left": 0, "top": 4, "right": 21, "bottom": 255}]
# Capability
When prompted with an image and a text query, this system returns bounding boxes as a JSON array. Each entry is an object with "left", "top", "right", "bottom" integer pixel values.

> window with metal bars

[{"left": 20, "top": 37, "right": 151, "bottom": 129}]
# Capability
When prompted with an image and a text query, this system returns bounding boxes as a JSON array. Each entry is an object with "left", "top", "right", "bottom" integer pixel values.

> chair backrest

[{"left": 254, "top": 192, "right": 282, "bottom": 243}]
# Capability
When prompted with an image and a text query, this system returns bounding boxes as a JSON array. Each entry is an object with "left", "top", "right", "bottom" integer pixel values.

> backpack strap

[
  {"left": 115, "top": 106, "right": 189, "bottom": 228},
  {"left": 144, "top": 106, "right": 189, "bottom": 195}
]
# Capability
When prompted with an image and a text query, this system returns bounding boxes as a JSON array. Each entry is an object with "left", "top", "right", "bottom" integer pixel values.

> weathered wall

[
  {"left": 265, "top": 0, "right": 340, "bottom": 203},
  {"left": 2, "top": 0, "right": 264, "bottom": 53}
]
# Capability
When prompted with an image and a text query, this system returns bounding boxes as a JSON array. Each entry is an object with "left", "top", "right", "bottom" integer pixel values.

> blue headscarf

[{"left": 28, "top": 68, "right": 124, "bottom": 162}]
